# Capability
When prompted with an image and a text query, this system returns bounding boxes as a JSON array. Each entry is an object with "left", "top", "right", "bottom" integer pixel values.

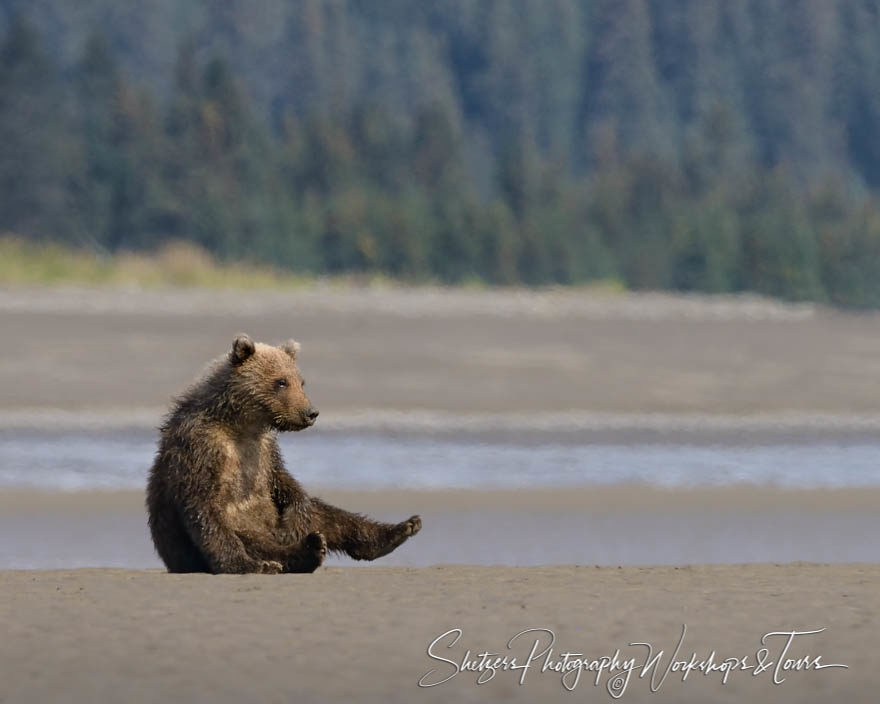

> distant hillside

[
  {"left": 5, "top": 0, "right": 879, "bottom": 183},
  {"left": 1, "top": 0, "right": 879, "bottom": 305}
]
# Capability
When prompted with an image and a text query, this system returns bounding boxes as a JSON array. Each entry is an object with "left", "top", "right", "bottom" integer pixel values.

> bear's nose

[{"left": 306, "top": 407, "right": 319, "bottom": 421}]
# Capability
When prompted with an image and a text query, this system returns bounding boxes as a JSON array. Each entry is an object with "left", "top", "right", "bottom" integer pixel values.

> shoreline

[
  {"left": 6, "top": 484, "right": 880, "bottom": 511},
  {"left": 0, "top": 283, "right": 822, "bottom": 320},
  {"left": 5, "top": 408, "right": 880, "bottom": 443}
]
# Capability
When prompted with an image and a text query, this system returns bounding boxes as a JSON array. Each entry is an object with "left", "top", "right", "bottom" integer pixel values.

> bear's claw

[
  {"left": 401, "top": 515, "right": 421, "bottom": 536},
  {"left": 258, "top": 560, "right": 283, "bottom": 574}
]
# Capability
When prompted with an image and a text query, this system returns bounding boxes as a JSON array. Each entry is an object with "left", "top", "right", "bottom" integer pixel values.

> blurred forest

[{"left": 2, "top": 0, "right": 880, "bottom": 305}]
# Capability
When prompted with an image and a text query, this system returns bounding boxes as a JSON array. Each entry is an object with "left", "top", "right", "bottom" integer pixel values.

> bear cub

[{"left": 147, "top": 334, "right": 421, "bottom": 573}]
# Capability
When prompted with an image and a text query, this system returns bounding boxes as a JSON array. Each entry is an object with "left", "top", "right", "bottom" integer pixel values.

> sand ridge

[{"left": 2, "top": 286, "right": 879, "bottom": 425}]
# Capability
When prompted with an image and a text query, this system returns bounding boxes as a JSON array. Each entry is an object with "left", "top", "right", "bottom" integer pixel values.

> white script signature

[{"left": 418, "top": 625, "right": 848, "bottom": 696}]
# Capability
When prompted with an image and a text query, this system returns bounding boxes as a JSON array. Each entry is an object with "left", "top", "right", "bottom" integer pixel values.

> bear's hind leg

[
  {"left": 148, "top": 501, "right": 210, "bottom": 573},
  {"left": 237, "top": 528, "right": 326, "bottom": 573},
  {"left": 307, "top": 498, "right": 421, "bottom": 561}
]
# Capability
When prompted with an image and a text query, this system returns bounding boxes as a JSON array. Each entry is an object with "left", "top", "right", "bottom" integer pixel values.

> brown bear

[{"left": 146, "top": 334, "right": 421, "bottom": 574}]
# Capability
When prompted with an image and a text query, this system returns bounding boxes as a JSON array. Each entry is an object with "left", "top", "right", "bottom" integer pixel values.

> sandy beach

[
  {"left": 1, "top": 286, "right": 878, "bottom": 702},
  {"left": 1, "top": 487, "right": 876, "bottom": 702},
  {"left": 1, "top": 285, "right": 880, "bottom": 434},
  {"left": 1, "top": 564, "right": 876, "bottom": 703}
]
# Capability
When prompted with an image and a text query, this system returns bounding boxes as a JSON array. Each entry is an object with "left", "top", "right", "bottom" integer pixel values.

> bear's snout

[{"left": 303, "top": 406, "right": 319, "bottom": 426}]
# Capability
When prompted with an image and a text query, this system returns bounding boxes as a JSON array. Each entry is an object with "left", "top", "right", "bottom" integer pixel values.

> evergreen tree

[
  {"left": 0, "top": 15, "right": 71, "bottom": 240},
  {"left": 1, "top": 3, "right": 880, "bottom": 305}
]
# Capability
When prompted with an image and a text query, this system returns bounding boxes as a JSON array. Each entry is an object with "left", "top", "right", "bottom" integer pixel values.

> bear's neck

[
  {"left": 196, "top": 370, "right": 271, "bottom": 435},
  {"left": 227, "top": 415, "right": 273, "bottom": 438},
  {"left": 207, "top": 402, "right": 270, "bottom": 437}
]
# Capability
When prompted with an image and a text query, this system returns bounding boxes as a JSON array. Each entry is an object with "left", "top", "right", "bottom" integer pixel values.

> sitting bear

[{"left": 146, "top": 334, "right": 421, "bottom": 573}]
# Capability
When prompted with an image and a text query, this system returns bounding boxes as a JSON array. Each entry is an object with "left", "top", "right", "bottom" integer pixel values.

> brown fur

[{"left": 146, "top": 334, "right": 421, "bottom": 574}]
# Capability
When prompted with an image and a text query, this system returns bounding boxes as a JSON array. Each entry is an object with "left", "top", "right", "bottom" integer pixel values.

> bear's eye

[
  {"left": 300, "top": 379, "right": 305, "bottom": 388},
  {"left": 274, "top": 378, "right": 289, "bottom": 389}
]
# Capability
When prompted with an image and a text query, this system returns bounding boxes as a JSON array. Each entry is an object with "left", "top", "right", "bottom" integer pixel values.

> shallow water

[
  {"left": 3, "top": 430, "right": 880, "bottom": 568},
  {"left": 2, "top": 429, "right": 880, "bottom": 490}
]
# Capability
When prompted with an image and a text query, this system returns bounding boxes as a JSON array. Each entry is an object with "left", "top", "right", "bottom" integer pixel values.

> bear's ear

[
  {"left": 281, "top": 339, "right": 301, "bottom": 360},
  {"left": 230, "top": 334, "right": 256, "bottom": 365}
]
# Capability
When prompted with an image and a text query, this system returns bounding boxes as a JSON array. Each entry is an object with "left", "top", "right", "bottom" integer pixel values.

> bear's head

[{"left": 226, "top": 333, "right": 319, "bottom": 432}]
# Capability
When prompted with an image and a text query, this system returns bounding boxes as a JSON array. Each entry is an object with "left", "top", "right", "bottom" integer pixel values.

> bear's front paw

[
  {"left": 258, "top": 559, "right": 283, "bottom": 574},
  {"left": 306, "top": 531, "right": 327, "bottom": 561},
  {"left": 400, "top": 515, "right": 421, "bottom": 537}
]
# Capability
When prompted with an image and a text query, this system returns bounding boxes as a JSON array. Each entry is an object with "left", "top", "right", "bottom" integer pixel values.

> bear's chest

[{"left": 219, "top": 435, "right": 276, "bottom": 527}]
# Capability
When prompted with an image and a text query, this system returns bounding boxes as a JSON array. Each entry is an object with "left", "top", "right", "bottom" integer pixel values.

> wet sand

[
  {"left": 2, "top": 487, "right": 879, "bottom": 569},
  {"left": 1, "top": 564, "right": 876, "bottom": 703}
]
